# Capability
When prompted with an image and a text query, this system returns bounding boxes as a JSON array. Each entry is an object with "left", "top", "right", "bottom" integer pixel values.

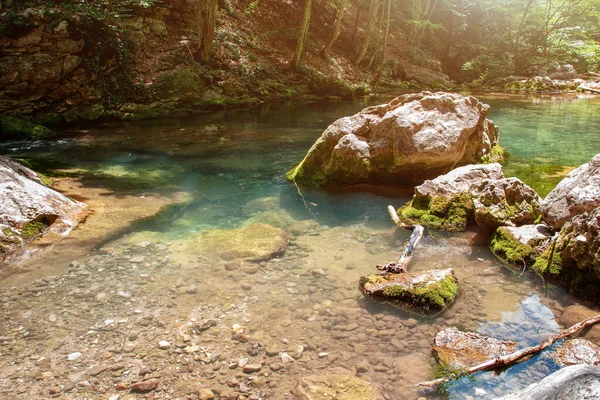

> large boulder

[
  {"left": 533, "top": 207, "right": 600, "bottom": 298},
  {"left": 360, "top": 268, "right": 458, "bottom": 312},
  {"left": 288, "top": 92, "right": 501, "bottom": 187},
  {"left": 433, "top": 327, "right": 517, "bottom": 369},
  {"left": 0, "top": 157, "right": 86, "bottom": 259},
  {"left": 499, "top": 365, "right": 600, "bottom": 400},
  {"left": 187, "top": 223, "right": 289, "bottom": 261},
  {"left": 541, "top": 153, "right": 600, "bottom": 230}
]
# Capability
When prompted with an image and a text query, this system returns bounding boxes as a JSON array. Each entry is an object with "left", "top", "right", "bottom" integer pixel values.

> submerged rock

[
  {"left": 554, "top": 338, "right": 600, "bottom": 366},
  {"left": 433, "top": 327, "right": 517, "bottom": 369},
  {"left": 189, "top": 223, "right": 289, "bottom": 261},
  {"left": 360, "top": 268, "right": 458, "bottom": 311},
  {"left": 288, "top": 92, "right": 501, "bottom": 188},
  {"left": 541, "top": 153, "right": 600, "bottom": 230},
  {"left": 0, "top": 157, "right": 86, "bottom": 260},
  {"left": 297, "top": 369, "right": 378, "bottom": 400},
  {"left": 498, "top": 365, "right": 600, "bottom": 400},
  {"left": 490, "top": 224, "right": 553, "bottom": 267}
]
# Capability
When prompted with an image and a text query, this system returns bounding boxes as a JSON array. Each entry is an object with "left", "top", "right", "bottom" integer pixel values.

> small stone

[
  {"left": 130, "top": 379, "right": 159, "bottom": 393},
  {"left": 241, "top": 283, "right": 252, "bottom": 291},
  {"left": 265, "top": 347, "right": 279, "bottom": 357},
  {"left": 158, "top": 340, "right": 170, "bottom": 349},
  {"left": 281, "top": 352, "right": 294, "bottom": 363},
  {"left": 356, "top": 359, "right": 370, "bottom": 373},
  {"left": 198, "top": 388, "right": 215, "bottom": 400},
  {"left": 238, "top": 358, "right": 248, "bottom": 368},
  {"left": 67, "top": 352, "right": 82, "bottom": 361},
  {"left": 404, "top": 318, "right": 418, "bottom": 328},
  {"left": 318, "top": 352, "right": 329, "bottom": 358},
  {"left": 311, "top": 269, "right": 326, "bottom": 277},
  {"left": 242, "top": 363, "right": 262, "bottom": 373},
  {"left": 49, "top": 386, "right": 61, "bottom": 395},
  {"left": 186, "top": 285, "right": 197, "bottom": 294},
  {"left": 117, "top": 291, "right": 131, "bottom": 298},
  {"left": 95, "top": 293, "right": 107, "bottom": 302},
  {"left": 41, "top": 371, "right": 53, "bottom": 379},
  {"left": 89, "top": 365, "right": 107, "bottom": 376}
]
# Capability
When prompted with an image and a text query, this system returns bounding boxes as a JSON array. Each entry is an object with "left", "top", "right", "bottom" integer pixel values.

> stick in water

[
  {"left": 418, "top": 313, "right": 600, "bottom": 388},
  {"left": 376, "top": 206, "right": 424, "bottom": 273}
]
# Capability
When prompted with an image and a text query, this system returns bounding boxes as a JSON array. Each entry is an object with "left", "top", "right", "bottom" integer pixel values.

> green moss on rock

[
  {"left": 361, "top": 268, "right": 459, "bottom": 311},
  {"left": 0, "top": 116, "right": 55, "bottom": 141},
  {"left": 21, "top": 220, "right": 49, "bottom": 239},
  {"left": 491, "top": 228, "right": 536, "bottom": 266},
  {"left": 398, "top": 193, "right": 474, "bottom": 231}
]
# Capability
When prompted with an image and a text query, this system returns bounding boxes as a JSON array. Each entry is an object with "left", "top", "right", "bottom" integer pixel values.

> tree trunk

[
  {"left": 418, "top": 313, "right": 600, "bottom": 388},
  {"left": 351, "top": 2, "right": 362, "bottom": 48},
  {"left": 194, "top": 0, "right": 218, "bottom": 62},
  {"left": 354, "top": 0, "right": 377, "bottom": 66},
  {"left": 320, "top": 5, "right": 346, "bottom": 59},
  {"left": 291, "top": 0, "right": 313, "bottom": 69},
  {"left": 371, "top": 0, "right": 392, "bottom": 85},
  {"left": 513, "top": 0, "right": 535, "bottom": 74},
  {"left": 367, "top": 0, "right": 387, "bottom": 69}
]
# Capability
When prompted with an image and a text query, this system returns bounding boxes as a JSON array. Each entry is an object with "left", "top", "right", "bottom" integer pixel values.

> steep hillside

[{"left": 0, "top": 0, "right": 451, "bottom": 125}]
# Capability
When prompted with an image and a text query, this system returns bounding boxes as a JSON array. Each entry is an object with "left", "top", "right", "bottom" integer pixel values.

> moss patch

[
  {"left": 0, "top": 116, "right": 55, "bottom": 141},
  {"left": 398, "top": 193, "right": 474, "bottom": 231},
  {"left": 482, "top": 144, "right": 505, "bottom": 164},
  {"left": 490, "top": 227, "right": 536, "bottom": 266},
  {"left": 21, "top": 220, "right": 49, "bottom": 239}
]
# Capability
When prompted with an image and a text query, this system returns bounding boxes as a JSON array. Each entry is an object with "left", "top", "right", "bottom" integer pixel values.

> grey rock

[
  {"left": 290, "top": 92, "right": 500, "bottom": 187},
  {"left": 554, "top": 338, "right": 600, "bottom": 366},
  {"left": 542, "top": 153, "right": 600, "bottom": 230},
  {"left": 499, "top": 365, "right": 600, "bottom": 400}
]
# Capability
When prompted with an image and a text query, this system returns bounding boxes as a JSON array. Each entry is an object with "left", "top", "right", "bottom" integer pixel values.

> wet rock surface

[
  {"left": 0, "top": 157, "right": 86, "bottom": 261},
  {"left": 433, "top": 327, "right": 517, "bottom": 369},
  {"left": 554, "top": 338, "right": 600, "bottom": 366},
  {"left": 490, "top": 224, "right": 553, "bottom": 267},
  {"left": 289, "top": 92, "right": 500, "bottom": 187},
  {"left": 498, "top": 365, "right": 600, "bottom": 400},
  {"left": 297, "top": 368, "right": 378, "bottom": 399},
  {"left": 541, "top": 153, "right": 600, "bottom": 230}
]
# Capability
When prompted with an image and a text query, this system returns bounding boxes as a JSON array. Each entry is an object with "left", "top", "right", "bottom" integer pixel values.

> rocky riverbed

[{"left": 0, "top": 201, "right": 594, "bottom": 399}]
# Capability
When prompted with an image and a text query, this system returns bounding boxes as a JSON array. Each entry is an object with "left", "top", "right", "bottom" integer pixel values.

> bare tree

[{"left": 320, "top": 2, "right": 348, "bottom": 59}]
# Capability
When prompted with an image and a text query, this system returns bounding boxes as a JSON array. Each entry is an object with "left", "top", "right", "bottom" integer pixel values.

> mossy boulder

[
  {"left": 532, "top": 207, "right": 600, "bottom": 298},
  {"left": 297, "top": 369, "right": 378, "bottom": 400},
  {"left": 433, "top": 327, "right": 517, "bottom": 369},
  {"left": 289, "top": 92, "right": 500, "bottom": 188},
  {"left": 360, "top": 268, "right": 458, "bottom": 311},
  {"left": 188, "top": 223, "right": 289, "bottom": 261},
  {"left": 474, "top": 177, "right": 542, "bottom": 235},
  {"left": 0, "top": 115, "right": 55, "bottom": 141},
  {"left": 491, "top": 224, "right": 553, "bottom": 267},
  {"left": 398, "top": 163, "right": 503, "bottom": 231}
]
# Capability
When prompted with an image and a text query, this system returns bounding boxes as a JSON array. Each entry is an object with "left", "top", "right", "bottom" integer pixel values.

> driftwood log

[
  {"left": 418, "top": 312, "right": 600, "bottom": 388},
  {"left": 580, "top": 84, "right": 600, "bottom": 94},
  {"left": 376, "top": 205, "right": 424, "bottom": 273}
]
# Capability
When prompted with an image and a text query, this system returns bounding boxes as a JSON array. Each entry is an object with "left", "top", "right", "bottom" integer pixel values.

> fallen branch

[
  {"left": 418, "top": 312, "right": 600, "bottom": 388},
  {"left": 580, "top": 84, "right": 600, "bottom": 94},
  {"left": 376, "top": 206, "right": 424, "bottom": 274}
]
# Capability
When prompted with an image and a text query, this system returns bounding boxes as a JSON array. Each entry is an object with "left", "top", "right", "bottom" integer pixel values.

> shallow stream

[{"left": 1, "top": 93, "right": 599, "bottom": 399}]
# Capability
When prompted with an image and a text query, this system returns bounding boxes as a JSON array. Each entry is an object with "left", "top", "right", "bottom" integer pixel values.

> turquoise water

[{"left": 1, "top": 93, "right": 599, "bottom": 399}]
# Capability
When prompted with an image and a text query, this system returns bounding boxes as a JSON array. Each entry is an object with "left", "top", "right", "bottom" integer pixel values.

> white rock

[
  {"left": 158, "top": 340, "right": 170, "bottom": 349},
  {"left": 67, "top": 352, "right": 82, "bottom": 361}
]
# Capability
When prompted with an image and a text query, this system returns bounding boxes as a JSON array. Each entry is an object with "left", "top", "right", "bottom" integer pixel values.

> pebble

[
  {"left": 404, "top": 318, "right": 418, "bottom": 328},
  {"left": 158, "top": 340, "right": 170, "bottom": 349},
  {"left": 281, "top": 352, "right": 294, "bottom": 363},
  {"left": 130, "top": 378, "right": 159, "bottom": 393},
  {"left": 318, "top": 352, "right": 329, "bottom": 358},
  {"left": 186, "top": 285, "right": 197, "bottom": 294},
  {"left": 242, "top": 363, "right": 262, "bottom": 373},
  {"left": 67, "top": 352, "right": 82, "bottom": 361},
  {"left": 198, "top": 388, "right": 216, "bottom": 400},
  {"left": 241, "top": 283, "right": 252, "bottom": 291}
]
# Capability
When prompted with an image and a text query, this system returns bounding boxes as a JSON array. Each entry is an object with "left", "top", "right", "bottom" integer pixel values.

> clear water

[{"left": 1, "top": 93, "right": 599, "bottom": 399}]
